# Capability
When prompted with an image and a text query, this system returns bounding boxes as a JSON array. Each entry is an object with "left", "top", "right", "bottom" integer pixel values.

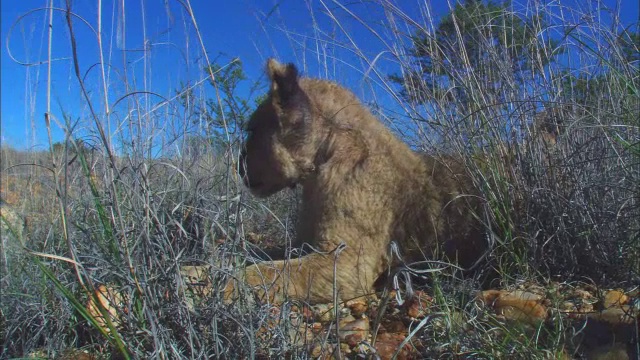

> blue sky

[{"left": 1, "top": 1, "right": 638, "bottom": 150}]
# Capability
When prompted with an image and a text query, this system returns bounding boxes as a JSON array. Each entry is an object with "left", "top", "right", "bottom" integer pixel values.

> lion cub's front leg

[
  {"left": 223, "top": 259, "right": 308, "bottom": 304},
  {"left": 224, "top": 251, "right": 380, "bottom": 304}
]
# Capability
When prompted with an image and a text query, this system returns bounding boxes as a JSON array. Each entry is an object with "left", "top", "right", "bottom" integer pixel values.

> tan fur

[{"left": 234, "top": 59, "right": 486, "bottom": 304}]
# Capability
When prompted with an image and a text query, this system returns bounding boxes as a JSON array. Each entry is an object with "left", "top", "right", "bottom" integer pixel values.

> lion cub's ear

[{"left": 266, "top": 58, "right": 300, "bottom": 106}]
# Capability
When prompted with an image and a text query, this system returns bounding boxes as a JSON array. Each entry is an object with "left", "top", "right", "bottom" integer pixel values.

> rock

[
  {"left": 374, "top": 332, "right": 415, "bottom": 360},
  {"left": 346, "top": 297, "right": 369, "bottom": 317},
  {"left": 339, "top": 342, "right": 352, "bottom": 355},
  {"left": 179, "top": 265, "right": 212, "bottom": 311},
  {"left": 339, "top": 317, "right": 369, "bottom": 347},
  {"left": 313, "top": 303, "right": 337, "bottom": 322},
  {"left": 85, "top": 284, "right": 126, "bottom": 333},
  {"left": 573, "top": 288, "right": 595, "bottom": 301},
  {"left": 603, "top": 290, "right": 629, "bottom": 309},
  {"left": 516, "top": 282, "right": 546, "bottom": 297},
  {"left": 560, "top": 301, "right": 577, "bottom": 313},
  {"left": 507, "top": 290, "right": 544, "bottom": 301},
  {"left": 309, "top": 341, "right": 337, "bottom": 359},
  {"left": 380, "top": 319, "right": 407, "bottom": 333},
  {"left": 310, "top": 322, "right": 324, "bottom": 334},
  {"left": 478, "top": 290, "right": 548, "bottom": 324},
  {"left": 405, "top": 290, "right": 432, "bottom": 319},
  {"left": 579, "top": 302, "right": 595, "bottom": 313},
  {"left": 246, "top": 232, "right": 264, "bottom": 244},
  {"left": 288, "top": 323, "right": 315, "bottom": 347},
  {"left": 338, "top": 314, "right": 356, "bottom": 325},
  {"left": 256, "top": 306, "right": 283, "bottom": 340}
]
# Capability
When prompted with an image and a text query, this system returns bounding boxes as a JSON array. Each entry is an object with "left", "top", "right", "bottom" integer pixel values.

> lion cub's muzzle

[
  {"left": 238, "top": 151, "right": 272, "bottom": 195},
  {"left": 238, "top": 149, "right": 298, "bottom": 196}
]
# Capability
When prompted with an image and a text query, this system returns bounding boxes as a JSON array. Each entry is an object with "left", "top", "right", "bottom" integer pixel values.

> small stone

[
  {"left": 382, "top": 319, "right": 407, "bottom": 333},
  {"left": 477, "top": 289, "right": 547, "bottom": 324},
  {"left": 572, "top": 289, "right": 593, "bottom": 300},
  {"left": 340, "top": 342, "right": 352, "bottom": 354},
  {"left": 560, "top": 301, "right": 576, "bottom": 313},
  {"left": 603, "top": 290, "right": 629, "bottom": 309},
  {"left": 346, "top": 298, "right": 369, "bottom": 317},
  {"left": 405, "top": 290, "right": 432, "bottom": 319},
  {"left": 338, "top": 314, "right": 357, "bottom": 326},
  {"left": 508, "top": 290, "right": 543, "bottom": 301},
  {"left": 314, "top": 304, "right": 336, "bottom": 322},
  {"left": 310, "top": 322, "right": 324, "bottom": 333},
  {"left": 309, "top": 342, "right": 336, "bottom": 359},
  {"left": 86, "top": 284, "right": 125, "bottom": 332},
  {"left": 374, "top": 332, "right": 415, "bottom": 360},
  {"left": 578, "top": 302, "right": 594, "bottom": 313},
  {"left": 339, "top": 318, "right": 370, "bottom": 347}
]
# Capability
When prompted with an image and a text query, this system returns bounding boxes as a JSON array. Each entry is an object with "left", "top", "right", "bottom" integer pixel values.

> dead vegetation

[{"left": 1, "top": 0, "right": 638, "bottom": 359}]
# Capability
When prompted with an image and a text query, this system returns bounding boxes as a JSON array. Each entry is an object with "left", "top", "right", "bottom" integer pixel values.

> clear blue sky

[{"left": 1, "top": 1, "right": 637, "bottom": 150}]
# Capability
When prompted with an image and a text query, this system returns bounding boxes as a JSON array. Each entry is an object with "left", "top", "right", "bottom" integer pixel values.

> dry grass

[{"left": 1, "top": 0, "right": 638, "bottom": 358}]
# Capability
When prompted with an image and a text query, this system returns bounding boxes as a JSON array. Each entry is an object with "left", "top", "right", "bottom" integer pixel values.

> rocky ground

[
  {"left": 248, "top": 284, "right": 638, "bottom": 359},
  {"left": 69, "top": 267, "right": 638, "bottom": 360}
]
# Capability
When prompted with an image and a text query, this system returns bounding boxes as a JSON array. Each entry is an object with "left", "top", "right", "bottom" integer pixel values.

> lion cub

[{"left": 233, "top": 59, "right": 485, "bottom": 304}]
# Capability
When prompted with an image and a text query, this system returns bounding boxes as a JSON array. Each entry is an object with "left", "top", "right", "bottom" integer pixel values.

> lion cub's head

[{"left": 239, "top": 59, "right": 321, "bottom": 197}]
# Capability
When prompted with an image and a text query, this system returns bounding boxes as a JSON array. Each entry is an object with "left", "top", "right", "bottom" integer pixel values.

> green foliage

[
  {"left": 619, "top": 30, "right": 640, "bottom": 65},
  {"left": 177, "top": 58, "right": 265, "bottom": 150},
  {"left": 391, "top": 0, "right": 561, "bottom": 109},
  {"left": 392, "top": 0, "right": 557, "bottom": 104},
  {"left": 559, "top": 28, "right": 639, "bottom": 125}
]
